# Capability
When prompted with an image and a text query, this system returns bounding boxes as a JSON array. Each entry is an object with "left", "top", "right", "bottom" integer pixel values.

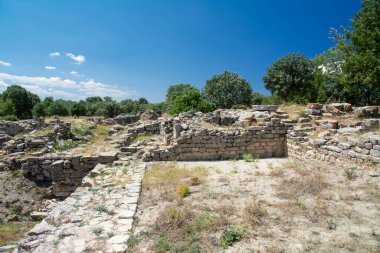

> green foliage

[
  {"left": 262, "top": 94, "right": 283, "bottom": 105},
  {"left": 71, "top": 100, "right": 87, "bottom": 116},
  {"left": 263, "top": 53, "right": 316, "bottom": 103},
  {"left": 242, "top": 153, "right": 257, "bottom": 162},
  {"left": 176, "top": 185, "right": 191, "bottom": 198},
  {"left": 169, "top": 89, "right": 214, "bottom": 114},
  {"left": 204, "top": 71, "right": 252, "bottom": 108},
  {"left": 32, "top": 102, "right": 46, "bottom": 117},
  {"left": 0, "top": 99, "right": 16, "bottom": 117},
  {"left": 72, "top": 127, "right": 93, "bottom": 137},
  {"left": 1, "top": 85, "right": 40, "bottom": 118},
  {"left": 340, "top": 0, "right": 380, "bottom": 105},
  {"left": 46, "top": 100, "right": 70, "bottom": 116},
  {"left": 220, "top": 225, "right": 247, "bottom": 248},
  {"left": 92, "top": 226, "right": 104, "bottom": 236},
  {"left": 251, "top": 92, "right": 266, "bottom": 105}
]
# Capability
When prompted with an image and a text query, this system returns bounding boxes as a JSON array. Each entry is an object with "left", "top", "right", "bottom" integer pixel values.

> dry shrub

[
  {"left": 277, "top": 171, "right": 329, "bottom": 198},
  {"left": 243, "top": 200, "right": 268, "bottom": 226},
  {"left": 188, "top": 176, "right": 201, "bottom": 186},
  {"left": 269, "top": 167, "right": 284, "bottom": 177},
  {"left": 156, "top": 206, "right": 195, "bottom": 230}
]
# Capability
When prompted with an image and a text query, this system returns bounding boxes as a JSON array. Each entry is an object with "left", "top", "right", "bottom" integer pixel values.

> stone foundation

[
  {"left": 20, "top": 152, "right": 117, "bottom": 197},
  {"left": 143, "top": 118, "right": 288, "bottom": 161}
]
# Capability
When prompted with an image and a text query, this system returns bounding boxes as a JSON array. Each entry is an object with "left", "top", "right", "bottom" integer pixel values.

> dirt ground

[{"left": 129, "top": 159, "right": 380, "bottom": 252}]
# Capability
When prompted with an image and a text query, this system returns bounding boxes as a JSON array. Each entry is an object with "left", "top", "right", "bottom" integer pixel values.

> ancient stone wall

[
  {"left": 144, "top": 118, "right": 288, "bottom": 161},
  {"left": 20, "top": 152, "right": 117, "bottom": 197},
  {"left": 287, "top": 134, "right": 380, "bottom": 164}
]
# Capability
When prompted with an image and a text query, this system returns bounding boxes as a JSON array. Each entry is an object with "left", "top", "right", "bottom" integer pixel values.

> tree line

[{"left": 0, "top": 0, "right": 378, "bottom": 120}]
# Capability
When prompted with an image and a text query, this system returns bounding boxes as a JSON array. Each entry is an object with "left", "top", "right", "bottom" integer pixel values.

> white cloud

[
  {"left": 70, "top": 71, "right": 80, "bottom": 77},
  {"left": 66, "top": 53, "right": 85, "bottom": 64},
  {"left": 45, "top": 66, "right": 56, "bottom": 70},
  {"left": 0, "top": 73, "right": 79, "bottom": 88},
  {"left": 0, "top": 61, "right": 11, "bottom": 67},
  {"left": 49, "top": 52, "right": 60, "bottom": 57},
  {"left": 0, "top": 72, "right": 134, "bottom": 101}
]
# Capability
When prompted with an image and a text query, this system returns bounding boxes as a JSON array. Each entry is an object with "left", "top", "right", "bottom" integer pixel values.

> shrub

[
  {"left": 92, "top": 226, "right": 104, "bottom": 236},
  {"left": 176, "top": 185, "right": 191, "bottom": 198},
  {"left": 220, "top": 225, "right": 247, "bottom": 248},
  {"left": 242, "top": 153, "right": 256, "bottom": 162},
  {"left": 189, "top": 177, "right": 201, "bottom": 186}
]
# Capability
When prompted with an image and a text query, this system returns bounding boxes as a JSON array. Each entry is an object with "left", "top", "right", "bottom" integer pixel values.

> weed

[
  {"left": 242, "top": 153, "right": 256, "bottom": 162},
  {"left": 244, "top": 201, "right": 267, "bottom": 225},
  {"left": 107, "top": 231, "right": 114, "bottom": 238},
  {"left": 126, "top": 234, "right": 138, "bottom": 248},
  {"left": 232, "top": 167, "right": 239, "bottom": 173},
  {"left": 294, "top": 198, "right": 306, "bottom": 210},
  {"left": 78, "top": 221, "right": 88, "bottom": 227},
  {"left": 345, "top": 167, "right": 357, "bottom": 180},
  {"left": 220, "top": 225, "right": 247, "bottom": 248},
  {"left": 95, "top": 205, "right": 108, "bottom": 213},
  {"left": 155, "top": 235, "right": 171, "bottom": 252},
  {"left": 92, "top": 227, "right": 104, "bottom": 236},
  {"left": 189, "top": 177, "right": 201, "bottom": 186},
  {"left": 176, "top": 185, "right": 191, "bottom": 198}
]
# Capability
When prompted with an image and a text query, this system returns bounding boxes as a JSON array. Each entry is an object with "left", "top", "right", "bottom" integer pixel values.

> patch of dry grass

[
  {"left": 277, "top": 171, "right": 329, "bottom": 198},
  {"left": 243, "top": 200, "right": 268, "bottom": 226},
  {"left": 143, "top": 163, "right": 208, "bottom": 189},
  {"left": 279, "top": 104, "right": 307, "bottom": 119}
]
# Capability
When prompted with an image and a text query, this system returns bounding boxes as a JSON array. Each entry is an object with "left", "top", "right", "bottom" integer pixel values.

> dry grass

[
  {"left": 132, "top": 134, "right": 159, "bottom": 143},
  {"left": 243, "top": 200, "right": 268, "bottom": 226},
  {"left": 279, "top": 104, "right": 307, "bottom": 119},
  {"left": 143, "top": 163, "right": 208, "bottom": 189},
  {"left": 277, "top": 171, "right": 329, "bottom": 198}
]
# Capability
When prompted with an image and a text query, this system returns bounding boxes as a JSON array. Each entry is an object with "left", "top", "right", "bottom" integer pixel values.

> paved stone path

[{"left": 17, "top": 162, "right": 146, "bottom": 253}]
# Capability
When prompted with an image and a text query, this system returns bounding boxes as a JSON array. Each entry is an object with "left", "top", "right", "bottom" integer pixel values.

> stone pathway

[{"left": 17, "top": 162, "right": 146, "bottom": 253}]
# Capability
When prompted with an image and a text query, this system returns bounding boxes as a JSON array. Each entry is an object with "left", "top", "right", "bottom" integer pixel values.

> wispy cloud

[
  {"left": 0, "top": 73, "right": 79, "bottom": 88},
  {"left": 0, "top": 72, "right": 134, "bottom": 100},
  {"left": 0, "top": 61, "right": 11, "bottom": 67},
  {"left": 49, "top": 52, "right": 60, "bottom": 57},
  {"left": 66, "top": 53, "right": 85, "bottom": 64},
  {"left": 70, "top": 71, "right": 80, "bottom": 77},
  {"left": 45, "top": 66, "right": 56, "bottom": 70}
]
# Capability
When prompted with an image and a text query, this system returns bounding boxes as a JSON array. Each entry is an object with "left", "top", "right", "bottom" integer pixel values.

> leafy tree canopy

[
  {"left": 204, "top": 71, "right": 252, "bottom": 109},
  {"left": 263, "top": 53, "right": 316, "bottom": 104}
]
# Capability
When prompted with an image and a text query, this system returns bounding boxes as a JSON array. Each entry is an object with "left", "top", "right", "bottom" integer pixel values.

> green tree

[
  {"left": 204, "top": 71, "right": 252, "bottom": 108},
  {"left": 0, "top": 99, "right": 16, "bottom": 116},
  {"left": 251, "top": 92, "right": 266, "bottom": 105},
  {"left": 339, "top": 0, "right": 380, "bottom": 105},
  {"left": 32, "top": 102, "right": 46, "bottom": 117},
  {"left": 46, "top": 100, "right": 69, "bottom": 116},
  {"left": 1, "top": 85, "right": 40, "bottom": 118},
  {"left": 165, "top": 84, "right": 198, "bottom": 112},
  {"left": 71, "top": 101, "right": 87, "bottom": 116},
  {"left": 263, "top": 53, "right": 316, "bottom": 103},
  {"left": 169, "top": 89, "right": 214, "bottom": 114}
]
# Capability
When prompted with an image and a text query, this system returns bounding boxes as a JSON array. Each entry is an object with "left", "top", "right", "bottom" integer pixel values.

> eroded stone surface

[{"left": 17, "top": 162, "right": 146, "bottom": 253}]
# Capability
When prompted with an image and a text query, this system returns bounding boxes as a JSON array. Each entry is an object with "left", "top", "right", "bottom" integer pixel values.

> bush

[
  {"left": 176, "top": 185, "right": 191, "bottom": 198},
  {"left": 169, "top": 89, "right": 214, "bottom": 115},
  {"left": 204, "top": 71, "right": 252, "bottom": 109},
  {"left": 242, "top": 153, "right": 257, "bottom": 162},
  {"left": 220, "top": 225, "right": 247, "bottom": 248},
  {"left": 0, "top": 115, "right": 18, "bottom": 121}
]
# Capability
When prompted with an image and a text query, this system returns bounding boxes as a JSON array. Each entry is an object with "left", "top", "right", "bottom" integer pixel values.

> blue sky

[{"left": 0, "top": 0, "right": 361, "bottom": 102}]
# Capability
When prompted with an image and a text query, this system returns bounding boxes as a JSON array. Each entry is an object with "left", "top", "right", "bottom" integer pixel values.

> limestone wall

[
  {"left": 144, "top": 118, "right": 288, "bottom": 161},
  {"left": 287, "top": 134, "right": 380, "bottom": 164},
  {"left": 20, "top": 152, "right": 117, "bottom": 197}
]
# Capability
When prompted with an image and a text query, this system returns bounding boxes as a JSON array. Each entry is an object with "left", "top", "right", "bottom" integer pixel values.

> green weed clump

[
  {"left": 242, "top": 153, "right": 257, "bottom": 162},
  {"left": 220, "top": 225, "right": 247, "bottom": 248},
  {"left": 176, "top": 186, "right": 191, "bottom": 198}
]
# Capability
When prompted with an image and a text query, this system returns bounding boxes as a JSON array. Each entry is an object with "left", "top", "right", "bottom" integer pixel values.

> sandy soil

[{"left": 130, "top": 159, "right": 380, "bottom": 252}]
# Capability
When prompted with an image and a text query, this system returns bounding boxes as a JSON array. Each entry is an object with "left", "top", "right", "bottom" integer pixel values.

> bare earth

[{"left": 130, "top": 159, "right": 380, "bottom": 252}]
